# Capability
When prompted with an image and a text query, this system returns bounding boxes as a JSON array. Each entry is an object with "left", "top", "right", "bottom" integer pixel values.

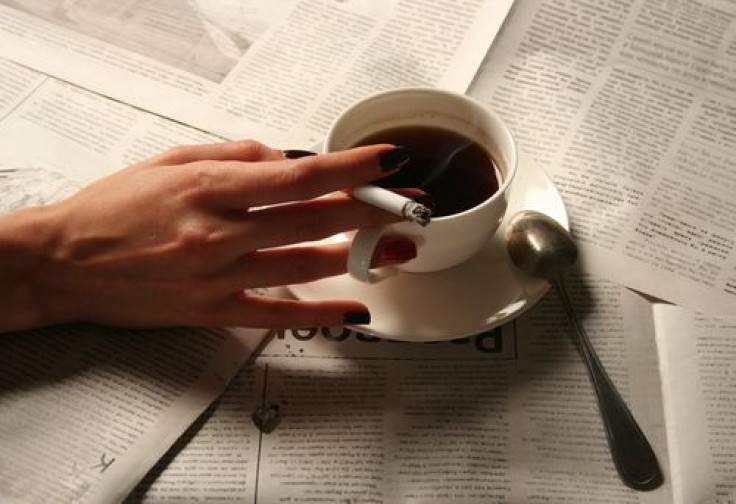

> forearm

[{"left": 0, "top": 205, "right": 69, "bottom": 333}]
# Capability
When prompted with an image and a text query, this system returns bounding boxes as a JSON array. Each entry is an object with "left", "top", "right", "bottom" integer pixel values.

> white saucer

[{"left": 287, "top": 150, "right": 568, "bottom": 341}]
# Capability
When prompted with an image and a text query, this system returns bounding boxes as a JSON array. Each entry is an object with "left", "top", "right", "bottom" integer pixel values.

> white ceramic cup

[{"left": 324, "top": 88, "right": 518, "bottom": 283}]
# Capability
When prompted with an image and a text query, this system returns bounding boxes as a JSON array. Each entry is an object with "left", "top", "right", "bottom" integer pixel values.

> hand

[{"left": 0, "top": 140, "right": 417, "bottom": 332}]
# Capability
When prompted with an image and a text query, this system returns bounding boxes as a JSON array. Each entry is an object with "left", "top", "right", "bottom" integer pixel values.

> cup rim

[{"left": 324, "top": 87, "right": 518, "bottom": 222}]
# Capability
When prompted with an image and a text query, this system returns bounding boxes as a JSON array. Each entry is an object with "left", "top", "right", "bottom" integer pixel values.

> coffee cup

[{"left": 324, "top": 88, "right": 517, "bottom": 283}]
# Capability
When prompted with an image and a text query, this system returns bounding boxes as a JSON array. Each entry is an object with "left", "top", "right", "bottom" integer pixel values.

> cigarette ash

[{"left": 404, "top": 200, "right": 432, "bottom": 226}]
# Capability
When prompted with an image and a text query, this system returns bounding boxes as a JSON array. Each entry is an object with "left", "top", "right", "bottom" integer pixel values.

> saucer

[{"left": 287, "top": 150, "right": 569, "bottom": 341}]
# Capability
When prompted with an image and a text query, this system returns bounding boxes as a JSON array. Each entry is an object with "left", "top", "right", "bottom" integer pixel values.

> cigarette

[{"left": 351, "top": 185, "right": 432, "bottom": 226}]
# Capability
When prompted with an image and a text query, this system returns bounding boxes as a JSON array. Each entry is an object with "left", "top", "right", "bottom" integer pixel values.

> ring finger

[{"left": 222, "top": 236, "right": 417, "bottom": 289}]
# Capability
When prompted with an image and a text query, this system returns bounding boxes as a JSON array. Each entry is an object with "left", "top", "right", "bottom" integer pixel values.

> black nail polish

[
  {"left": 379, "top": 146, "right": 410, "bottom": 172},
  {"left": 283, "top": 149, "right": 317, "bottom": 159},
  {"left": 344, "top": 310, "right": 371, "bottom": 325}
]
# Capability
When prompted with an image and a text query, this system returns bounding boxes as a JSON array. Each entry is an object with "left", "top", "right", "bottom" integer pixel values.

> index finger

[
  {"left": 138, "top": 140, "right": 284, "bottom": 169},
  {"left": 198, "top": 144, "right": 409, "bottom": 208}
]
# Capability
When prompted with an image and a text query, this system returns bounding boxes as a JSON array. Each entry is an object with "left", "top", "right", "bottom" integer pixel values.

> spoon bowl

[{"left": 506, "top": 210, "right": 577, "bottom": 279}]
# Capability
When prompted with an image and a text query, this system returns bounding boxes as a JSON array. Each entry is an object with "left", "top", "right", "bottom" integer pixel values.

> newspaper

[
  {"left": 124, "top": 276, "right": 691, "bottom": 503},
  {"left": 0, "top": 0, "right": 736, "bottom": 318},
  {"left": 0, "top": 59, "right": 272, "bottom": 502},
  {"left": 0, "top": 0, "right": 514, "bottom": 494},
  {"left": 123, "top": 287, "right": 736, "bottom": 504},
  {"left": 0, "top": 323, "right": 269, "bottom": 503},
  {"left": 654, "top": 305, "right": 736, "bottom": 503},
  {"left": 0, "top": 59, "right": 681, "bottom": 502},
  {"left": 1, "top": 0, "right": 735, "bottom": 501},
  {"left": 0, "top": 59, "right": 226, "bottom": 190},
  {"left": 3, "top": 0, "right": 732, "bottom": 322},
  {"left": 467, "top": 0, "right": 736, "bottom": 323},
  {"left": 0, "top": 0, "right": 513, "bottom": 145}
]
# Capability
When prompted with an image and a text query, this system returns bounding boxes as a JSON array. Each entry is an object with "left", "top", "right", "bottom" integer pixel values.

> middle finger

[
  {"left": 222, "top": 236, "right": 418, "bottom": 290},
  {"left": 232, "top": 194, "right": 405, "bottom": 252}
]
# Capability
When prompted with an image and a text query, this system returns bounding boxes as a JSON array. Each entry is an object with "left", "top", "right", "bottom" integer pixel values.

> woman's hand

[{"left": 0, "top": 140, "right": 417, "bottom": 333}]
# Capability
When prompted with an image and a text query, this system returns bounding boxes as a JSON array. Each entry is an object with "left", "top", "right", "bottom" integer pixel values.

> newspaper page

[
  {"left": 0, "top": 58, "right": 272, "bottom": 502},
  {"left": 468, "top": 0, "right": 736, "bottom": 323},
  {"left": 654, "top": 305, "right": 736, "bottom": 504},
  {"left": 0, "top": 0, "right": 513, "bottom": 146},
  {"left": 0, "top": 57, "right": 226, "bottom": 189},
  {"left": 0, "top": 324, "right": 268, "bottom": 503},
  {"left": 128, "top": 276, "right": 674, "bottom": 503}
]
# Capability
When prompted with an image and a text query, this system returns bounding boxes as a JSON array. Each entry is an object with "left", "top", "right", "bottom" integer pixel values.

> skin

[{"left": 0, "top": 140, "right": 416, "bottom": 333}]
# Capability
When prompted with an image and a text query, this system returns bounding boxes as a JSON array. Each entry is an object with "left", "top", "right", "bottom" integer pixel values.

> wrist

[{"left": 0, "top": 204, "right": 73, "bottom": 332}]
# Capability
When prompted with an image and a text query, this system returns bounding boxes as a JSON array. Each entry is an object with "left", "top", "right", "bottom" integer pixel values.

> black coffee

[{"left": 352, "top": 125, "right": 500, "bottom": 217}]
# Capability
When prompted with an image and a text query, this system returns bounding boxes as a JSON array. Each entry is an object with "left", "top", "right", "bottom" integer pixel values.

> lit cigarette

[{"left": 351, "top": 185, "right": 432, "bottom": 227}]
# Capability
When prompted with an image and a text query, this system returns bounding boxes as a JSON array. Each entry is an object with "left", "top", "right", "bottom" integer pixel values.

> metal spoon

[{"left": 505, "top": 210, "right": 663, "bottom": 491}]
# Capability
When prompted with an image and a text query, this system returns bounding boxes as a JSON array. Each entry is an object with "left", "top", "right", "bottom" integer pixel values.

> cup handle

[{"left": 347, "top": 227, "right": 386, "bottom": 283}]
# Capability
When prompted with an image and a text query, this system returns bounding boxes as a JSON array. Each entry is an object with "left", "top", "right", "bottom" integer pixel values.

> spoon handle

[{"left": 553, "top": 277, "right": 664, "bottom": 491}]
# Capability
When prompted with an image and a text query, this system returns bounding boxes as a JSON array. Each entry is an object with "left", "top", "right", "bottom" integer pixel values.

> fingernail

[
  {"left": 344, "top": 310, "right": 371, "bottom": 325},
  {"left": 283, "top": 149, "right": 317, "bottom": 159},
  {"left": 379, "top": 146, "right": 410, "bottom": 172},
  {"left": 376, "top": 237, "right": 417, "bottom": 265}
]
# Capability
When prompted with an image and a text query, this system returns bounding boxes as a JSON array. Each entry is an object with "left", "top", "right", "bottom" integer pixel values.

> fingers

[
  {"left": 223, "top": 236, "right": 417, "bottom": 289},
  {"left": 235, "top": 194, "right": 403, "bottom": 251},
  {"left": 186, "top": 235, "right": 416, "bottom": 329},
  {"left": 213, "top": 293, "right": 372, "bottom": 329},
  {"left": 143, "top": 140, "right": 284, "bottom": 167},
  {"left": 233, "top": 243, "right": 352, "bottom": 288},
  {"left": 198, "top": 144, "right": 409, "bottom": 209},
  {"left": 178, "top": 189, "right": 423, "bottom": 272}
]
